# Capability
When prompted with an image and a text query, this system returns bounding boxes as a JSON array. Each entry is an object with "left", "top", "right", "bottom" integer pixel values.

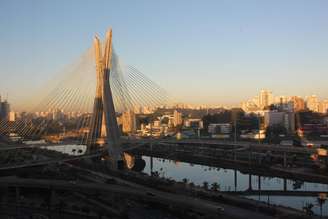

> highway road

[
  {"left": 226, "top": 190, "right": 328, "bottom": 197},
  {"left": 122, "top": 138, "right": 317, "bottom": 154},
  {"left": 0, "top": 138, "right": 317, "bottom": 155},
  {"left": 0, "top": 177, "right": 278, "bottom": 219}
]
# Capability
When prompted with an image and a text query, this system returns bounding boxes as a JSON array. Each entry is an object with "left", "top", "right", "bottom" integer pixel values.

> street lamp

[
  {"left": 258, "top": 113, "right": 261, "bottom": 144},
  {"left": 234, "top": 118, "right": 237, "bottom": 143}
]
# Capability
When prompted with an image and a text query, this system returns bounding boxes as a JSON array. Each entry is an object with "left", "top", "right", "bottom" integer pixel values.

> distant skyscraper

[
  {"left": 306, "top": 95, "right": 319, "bottom": 112},
  {"left": 259, "top": 89, "right": 273, "bottom": 109},
  {"left": 0, "top": 100, "right": 10, "bottom": 121},
  {"left": 173, "top": 110, "right": 182, "bottom": 127},
  {"left": 252, "top": 95, "right": 260, "bottom": 108},
  {"left": 9, "top": 111, "right": 15, "bottom": 122},
  {"left": 319, "top": 100, "right": 328, "bottom": 114},
  {"left": 289, "top": 96, "right": 305, "bottom": 112}
]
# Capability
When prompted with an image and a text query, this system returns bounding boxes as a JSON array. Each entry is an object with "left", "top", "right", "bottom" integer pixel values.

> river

[
  {"left": 141, "top": 155, "right": 328, "bottom": 216},
  {"left": 44, "top": 143, "right": 328, "bottom": 216}
]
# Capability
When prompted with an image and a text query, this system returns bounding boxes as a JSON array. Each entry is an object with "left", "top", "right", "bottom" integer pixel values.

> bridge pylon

[{"left": 87, "top": 28, "right": 122, "bottom": 169}]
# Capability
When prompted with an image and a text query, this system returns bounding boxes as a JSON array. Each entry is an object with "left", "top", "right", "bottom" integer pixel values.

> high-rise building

[
  {"left": 289, "top": 96, "right": 305, "bottom": 112},
  {"left": 319, "top": 100, "right": 328, "bottom": 114},
  {"left": 264, "top": 111, "right": 285, "bottom": 128},
  {"left": 0, "top": 100, "right": 10, "bottom": 121},
  {"left": 264, "top": 111, "right": 295, "bottom": 134},
  {"left": 9, "top": 112, "right": 15, "bottom": 122},
  {"left": 252, "top": 95, "right": 260, "bottom": 108},
  {"left": 122, "top": 110, "right": 136, "bottom": 133},
  {"left": 173, "top": 110, "right": 182, "bottom": 127},
  {"left": 306, "top": 95, "right": 319, "bottom": 112},
  {"left": 259, "top": 90, "right": 273, "bottom": 109}
]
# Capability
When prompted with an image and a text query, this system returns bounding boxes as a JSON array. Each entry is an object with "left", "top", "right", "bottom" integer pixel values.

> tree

[
  {"left": 211, "top": 182, "right": 220, "bottom": 191},
  {"left": 202, "top": 111, "right": 231, "bottom": 133},
  {"left": 182, "top": 178, "right": 189, "bottom": 185},
  {"left": 235, "top": 113, "right": 259, "bottom": 131}
]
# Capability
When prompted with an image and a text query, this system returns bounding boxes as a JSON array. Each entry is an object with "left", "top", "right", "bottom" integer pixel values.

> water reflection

[
  {"left": 123, "top": 152, "right": 146, "bottom": 172},
  {"left": 140, "top": 155, "right": 328, "bottom": 216},
  {"left": 46, "top": 144, "right": 328, "bottom": 216}
]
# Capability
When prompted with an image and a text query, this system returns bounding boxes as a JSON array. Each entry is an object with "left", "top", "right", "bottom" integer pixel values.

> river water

[
  {"left": 43, "top": 143, "right": 328, "bottom": 216},
  {"left": 141, "top": 155, "right": 328, "bottom": 216}
]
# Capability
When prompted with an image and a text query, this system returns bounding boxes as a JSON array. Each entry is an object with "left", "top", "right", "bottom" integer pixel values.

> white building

[
  {"left": 319, "top": 100, "right": 328, "bottom": 114},
  {"left": 306, "top": 95, "right": 319, "bottom": 112},
  {"left": 9, "top": 111, "right": 15, "bottom": 122},
  {"left": 259, "top": 89, "right": 273, "bottom": 109},
  {"left": 173, "top": 110, "right": 183, "bottom": 127}
]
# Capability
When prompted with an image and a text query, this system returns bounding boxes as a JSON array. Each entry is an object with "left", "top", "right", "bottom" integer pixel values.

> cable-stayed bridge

[
  {"left": 0, "top": 27, "right": 324, "bottom": 184},
  {"left": 0, "top": 28, "right": 168, "bottom": 170}
]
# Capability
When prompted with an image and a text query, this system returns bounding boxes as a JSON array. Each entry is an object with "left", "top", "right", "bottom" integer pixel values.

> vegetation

[
  {"left": 202, "top": 181, "right": 209, "bottom": 190},
  {"left": 211, "top": 182, "right": 220, "bottom": 191}
]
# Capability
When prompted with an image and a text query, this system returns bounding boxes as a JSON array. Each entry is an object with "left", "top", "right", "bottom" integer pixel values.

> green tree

[
  {"left": 182, "top": 178, "right": 189, "bottom": 185},
  {"left": 211, "top": 182, "right": 220, "bottom": 191},
  {"left": 202, "top": 181, "right": 209, "bottom": 190}
]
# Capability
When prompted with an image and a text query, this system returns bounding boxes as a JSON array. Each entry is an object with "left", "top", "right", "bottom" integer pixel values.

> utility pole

[
  {"left": 198, "top": 128, "right": 200, "bottom": 139},
  {"left": 258, "top": 113, "right": 261, "bottom": 144},
  {"left": 150, "top": 121, "right": 153, "bottom": 176},
  {"left": 234, "top": 118, "right": 237, "bottom": 161},
  {"left": 234, "top": 118, "right": 237, "bottom": 143}
]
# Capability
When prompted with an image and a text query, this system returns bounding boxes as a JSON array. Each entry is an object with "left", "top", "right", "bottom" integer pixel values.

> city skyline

[
  {"left": 1, "top": 0, "right": 328, "bottom": 105},
  {"left": 2, "top": 88, "right": 328, "bottom": 112},
  {"left": 2, "top": 88, "right": 328, "bottom": 114}
]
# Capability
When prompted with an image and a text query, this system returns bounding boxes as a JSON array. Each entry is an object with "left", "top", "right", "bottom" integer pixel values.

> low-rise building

[
  {"left": 208, "top": 123, "right": 231, "bottom": 139},
  {"left": 264, "top": 111, "right": 295, "bottom": 134},
  {"left": 184, "top": 118, "right": 203, "bottom": 129}
]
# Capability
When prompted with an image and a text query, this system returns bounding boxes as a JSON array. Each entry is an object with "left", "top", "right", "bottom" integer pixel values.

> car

[{"left": 146, "top": 192, "right": 155, "bottom": 197}]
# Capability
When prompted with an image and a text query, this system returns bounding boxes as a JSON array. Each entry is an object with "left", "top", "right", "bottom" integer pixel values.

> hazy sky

[{"left": 0, "top": 0, "right": 328, "bottom": 106}]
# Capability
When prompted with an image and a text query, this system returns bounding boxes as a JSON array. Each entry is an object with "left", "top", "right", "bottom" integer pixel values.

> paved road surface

[{"left": 0, "top": 177, "right": 277, "bottom": 219}]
